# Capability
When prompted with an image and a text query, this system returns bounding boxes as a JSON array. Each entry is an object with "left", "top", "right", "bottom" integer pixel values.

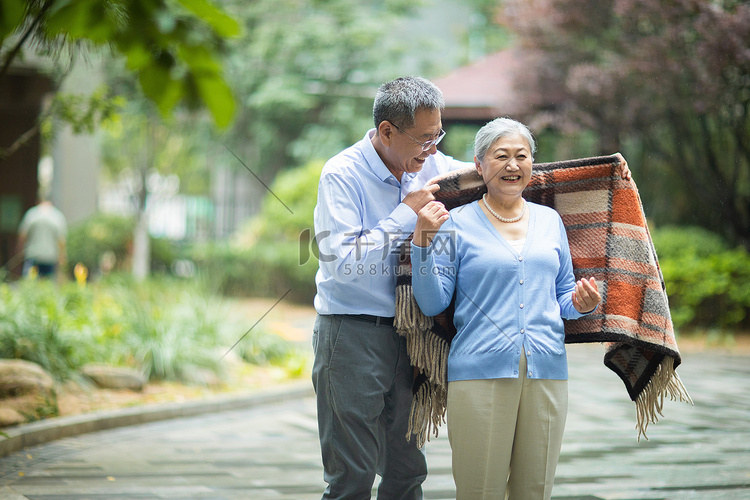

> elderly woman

[{"left": 411, "top": 117, "right": 601, "bottom": 499}]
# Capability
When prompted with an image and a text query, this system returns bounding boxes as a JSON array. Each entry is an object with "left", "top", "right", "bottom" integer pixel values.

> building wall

[
  {"left": 0, "top": 69, "right": 53, "bottom": 275},
  {"left": 52, "top": 59, "right": 101, "bottom": 225}
]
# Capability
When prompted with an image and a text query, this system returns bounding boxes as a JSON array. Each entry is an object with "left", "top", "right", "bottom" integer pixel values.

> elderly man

[{"left": 312, "top": 76, "right": 460, "bottom": 499}]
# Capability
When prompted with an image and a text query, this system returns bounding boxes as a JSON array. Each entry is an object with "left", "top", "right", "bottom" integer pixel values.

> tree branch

[
  {"left": 0, "top": 123, "right": 41, "bottom": 161},
  {"left": 0, "top": 0, "right": 57, "bottom": 81}
]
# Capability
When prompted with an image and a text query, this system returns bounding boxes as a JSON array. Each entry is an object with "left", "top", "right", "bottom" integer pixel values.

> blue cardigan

[{"left": 411, "top": 201, "right": 590, "bottom": 382}]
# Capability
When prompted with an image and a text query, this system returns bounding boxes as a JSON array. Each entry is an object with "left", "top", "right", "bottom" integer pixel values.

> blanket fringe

[
  {"left": 635, "top": 356, "right": 694, "bottom": 440},
  {"left": 396, "top": 284, "right": 450, "bottom": 383},
  {"left": 397, "top": 283, "right": 451, "bottom": 445},
  {"left": 395, "top": 284, "right": 433, "bottom": 333},
  {"left": 406, "top": 379, "right": 447, "bottom": 448}
]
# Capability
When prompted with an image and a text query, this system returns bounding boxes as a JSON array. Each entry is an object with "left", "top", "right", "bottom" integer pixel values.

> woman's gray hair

[
  {"left": 373, "top": 76, "right": 445, "bottom": 129},
  {"left": 474, "top": 117, "right": 536, "bottom": 162}
]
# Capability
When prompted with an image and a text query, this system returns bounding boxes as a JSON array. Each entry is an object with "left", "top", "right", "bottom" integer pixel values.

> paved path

[{"left": 1, "top": 345, "right": 749, "bottom": 499}]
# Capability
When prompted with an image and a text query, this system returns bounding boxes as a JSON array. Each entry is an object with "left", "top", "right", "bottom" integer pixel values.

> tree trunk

[
  {"left": 132, "top": 134, "right": 151, "bottom": 280},
  {"left": 132, "top": 211, "right": 150, "bottom": 281}
]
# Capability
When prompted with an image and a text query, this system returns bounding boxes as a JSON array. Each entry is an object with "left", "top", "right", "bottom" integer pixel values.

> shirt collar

[{"left": 362, "top": 129, "right": 399, "bottom": 184}]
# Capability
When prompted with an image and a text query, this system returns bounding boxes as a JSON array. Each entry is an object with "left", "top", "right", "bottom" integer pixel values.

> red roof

[{"left": 433, "top": 50, "right": 528, "bottom": 121}]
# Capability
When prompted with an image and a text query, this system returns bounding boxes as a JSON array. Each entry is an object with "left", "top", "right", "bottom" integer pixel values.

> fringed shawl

[{"left": 395, "top": 155, "right": 692, "bottom": 447}]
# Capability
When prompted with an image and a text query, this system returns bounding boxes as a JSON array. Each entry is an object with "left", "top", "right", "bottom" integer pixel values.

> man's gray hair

[
  {"left": 474, "top": 117, "right": 537, "bottom": 162},
  {"left": 373, "top": 76, "right": 444, "bottom": 129}
]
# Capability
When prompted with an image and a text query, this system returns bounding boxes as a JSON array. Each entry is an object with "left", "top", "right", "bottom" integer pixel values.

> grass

[
  {"left": 0, "top": 274, "right": 312, "bottom": 426},
  {"left": 0, "top": 274, "right": 304, "bottom": 386}
]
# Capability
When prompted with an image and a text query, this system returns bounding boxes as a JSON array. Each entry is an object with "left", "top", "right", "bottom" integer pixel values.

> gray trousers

[{"left": 312, "top": 314, "right": 427, "bottom": 500}]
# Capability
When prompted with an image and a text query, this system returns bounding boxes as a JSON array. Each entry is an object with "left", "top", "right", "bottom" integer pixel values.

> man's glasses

[{"left": 392, "top": 123, "right": 446, "bottom": 152}]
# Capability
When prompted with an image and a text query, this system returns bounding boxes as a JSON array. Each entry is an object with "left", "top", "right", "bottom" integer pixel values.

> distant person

[{"left": 17, "top": 197, "right": 67, "bottom": 279}]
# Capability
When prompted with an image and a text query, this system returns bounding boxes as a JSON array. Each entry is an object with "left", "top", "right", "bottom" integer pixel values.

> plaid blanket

[{"left": 395, "top": 155, "right": 692, "bottom": 447}]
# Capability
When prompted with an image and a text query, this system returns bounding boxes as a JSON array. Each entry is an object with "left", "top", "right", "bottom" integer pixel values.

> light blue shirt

[
  {"left": 314, "top": 129, "right": 468, "bottom": 316},
  {"left": 411, "top": 201, "right": 591, "bottom": 382}
]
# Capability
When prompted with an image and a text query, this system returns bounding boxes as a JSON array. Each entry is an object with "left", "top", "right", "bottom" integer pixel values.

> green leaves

[
  {"left": 138, "top": 61, "right": 185, "bottom": 117},
  {"left": 43, "top": 0, "right": 118, "bottom": 42},
  {"left": 44, "top": 86, "right": 124, "bottom": 136},
  {"left": 0, "top": 0, "right": 26, "bottom": 44},
  {"left": 179, "top": 44, "right": 235, "bottom": 128},
  {"left": 175, "top": 0, "right": 241, "bottom": 38},
  {"left": 2, "top": 0, "right": 239, "bottom": 129}
]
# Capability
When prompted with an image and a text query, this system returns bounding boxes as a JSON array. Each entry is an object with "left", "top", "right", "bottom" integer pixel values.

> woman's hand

[
  {"left": 413, "top": 201, "right": 449, "bottom": 247},
  {"left": 572, "top": 277, "right": 601, "bottom": 314},
  {"left": 614, "top": 152, "right": 631, "bottom": 181},
  {"left": 403, "top": 184, "right": 440, "bottom": 214}
]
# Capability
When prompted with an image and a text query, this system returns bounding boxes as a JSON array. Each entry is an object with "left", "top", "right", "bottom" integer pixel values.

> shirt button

[
  {"left": 520, "top": 329, "right": 525, "bottom": 334},
  {"left": 528, "top": 371, "right": 533, "bottom": 376},
  {"left": 519, "top": 279, "right": 524, "bottom": 284},
  {"left": 518, "top": 256, "right": 523, "bottom": 261},
  {"left": 527, "top": 351, "right": 531, "bottom": 356},
  {"left": 520, "top": 303, "right": 524, "bottom": 308}
]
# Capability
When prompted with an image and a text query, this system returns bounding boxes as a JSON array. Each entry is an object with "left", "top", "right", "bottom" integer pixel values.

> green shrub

[
  {"left": 92, "top": 275, "right": 226, "bottom": 382},
  {"left": 252, "top": 159, "right": 324, "bottom": 243},
  {"left": 653, "top": 226, "right": 750, "bottom": 329},
  {"left": 192, "top": 241, "right": 317, "bottom": 303},
  {"left": 192, "top": 160, "right": 323, "bottom": 304},
  {"left": 0, "top": 280, "right": 98, "bottom": 380},
  {"left": 67, "top": 213, "right": 134, "bottom": 274},
  {"left": 0, "top": 275, "right": 299, "bottom": 384},
  {"left": 150, "top": 236, "right": 179, "bottom": 273},
  {"left": 67, "top": 213, "right": 179, "bottom": 277},
  {"left": 651, "top": 225, "right": 728, "bottom": 259}
]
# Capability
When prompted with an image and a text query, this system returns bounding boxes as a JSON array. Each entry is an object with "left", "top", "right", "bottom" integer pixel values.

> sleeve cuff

[
  {"left": 410, "top": 240, "right": 432, "bottom": 259},
  {"left": 389, "top": 202, "right": 417, "bottom": 234}
]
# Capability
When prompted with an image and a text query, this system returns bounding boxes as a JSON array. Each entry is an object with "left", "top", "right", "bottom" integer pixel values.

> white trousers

[{"left": 446, "top": 352, "right": 568, "bottom": 500}]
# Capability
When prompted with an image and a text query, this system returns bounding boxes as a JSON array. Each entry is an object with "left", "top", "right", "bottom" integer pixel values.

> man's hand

[
  {"left": 614, "top": 153, "right": 631, "bottom": 181},
  {"left": 413, "top": 201, "right": 450, "bottom": 247},
  {"left": 403, "top": 184, "right": 440, "bottom": 214},
  {"left": 572, "top": 277, "right": 602, "bottom": 314}
]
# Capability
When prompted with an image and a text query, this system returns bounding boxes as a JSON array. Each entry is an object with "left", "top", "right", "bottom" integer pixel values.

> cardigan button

[{"left": 520, "top": 303, "right": 524, "bottom": 308}]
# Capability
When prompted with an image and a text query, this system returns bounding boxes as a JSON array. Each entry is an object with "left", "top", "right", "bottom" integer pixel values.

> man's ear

[{"left": 378, "top": 121, "right": 395, "bottom": 146}]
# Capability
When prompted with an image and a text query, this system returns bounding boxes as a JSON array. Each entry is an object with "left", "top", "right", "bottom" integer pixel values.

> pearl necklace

[{"left": 482, "top": 194, "right": 526, "bottom": 223}]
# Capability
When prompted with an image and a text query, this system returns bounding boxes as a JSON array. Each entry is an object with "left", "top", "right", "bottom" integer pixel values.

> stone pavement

[{"left": 1, "top": 344, "right": 749, "bottom": 499}]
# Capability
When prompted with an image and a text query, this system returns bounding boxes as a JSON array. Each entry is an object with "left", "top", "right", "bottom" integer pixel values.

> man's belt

[{"left": 344, "top": 314, "right": 395, "bottom": 327}]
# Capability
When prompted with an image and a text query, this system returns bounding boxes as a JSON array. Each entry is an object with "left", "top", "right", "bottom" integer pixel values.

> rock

[
  {"left": 81, "top": 364, "right": 147, "bottom": 391},
  {"left": 0, "top": 359, "right": 55, "bottom": 397},
  {"left": 184, "top": 367, "right": 223, "bottom": 388},
  {"left": 0, "top": 407, "right": 25, "bottom": 427}
]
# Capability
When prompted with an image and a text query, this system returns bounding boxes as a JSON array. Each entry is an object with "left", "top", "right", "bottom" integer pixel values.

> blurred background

[{"left": 0, "top": 0, "right": 748, "bottom": 425}]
